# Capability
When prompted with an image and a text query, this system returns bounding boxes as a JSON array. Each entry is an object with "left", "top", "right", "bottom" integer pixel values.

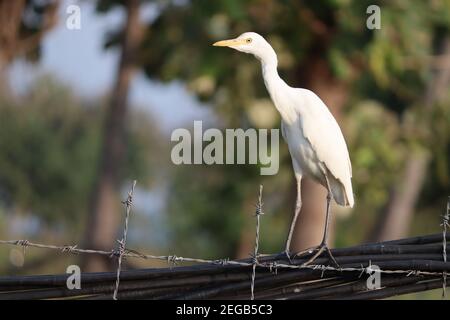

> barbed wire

[
  {"left": 1, "top": 236, "right": 449, "bottom": 277},
  {"left": 113, "top": 180, "right": 136, "bottom": 300},
  {"left": 0, "top": 185, "right": 449, "bottom": 300}
]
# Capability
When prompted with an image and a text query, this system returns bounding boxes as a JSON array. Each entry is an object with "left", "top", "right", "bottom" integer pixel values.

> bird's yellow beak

[{"left": 213, "top": 38, "right": 246, "bottom": 47}]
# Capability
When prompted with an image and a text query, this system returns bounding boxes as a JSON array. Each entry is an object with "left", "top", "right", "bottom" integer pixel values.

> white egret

[{"left": 213, "top": 32, "right": 354, "bottom": 266}]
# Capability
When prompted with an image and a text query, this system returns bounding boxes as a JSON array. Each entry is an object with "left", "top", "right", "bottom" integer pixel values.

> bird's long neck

[{"left": 260, "top": 51, "right": 295, "bottom": 124}]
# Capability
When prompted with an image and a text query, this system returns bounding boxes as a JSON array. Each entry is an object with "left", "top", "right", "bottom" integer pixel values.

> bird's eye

[{"left": 246, "top": 38, "right": 252, "bottom": 44}]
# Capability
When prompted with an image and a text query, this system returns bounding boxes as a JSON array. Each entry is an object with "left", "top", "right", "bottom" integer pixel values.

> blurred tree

[
  {"left": 83, "top": 0, "right": 145, "bottom": 271},
  {"left": 0, "top": 76, "right": 160, "bottom": 235},
  {"left": 0, "top": 0, "right": 169, "bottom": 273},
  {"left": 0, "top": 77, "right": 100, "bottom": 228},
  {"left": 0, "top": 0, "right": 58, "bottom": 82},
  {"left": 373, "top": 36, "right": 450, "bottom": 241}
]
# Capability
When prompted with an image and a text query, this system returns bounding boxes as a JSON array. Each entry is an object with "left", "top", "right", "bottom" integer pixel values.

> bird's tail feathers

[{"left": 328, "top": 173, "right": 354, "bottom": 208}]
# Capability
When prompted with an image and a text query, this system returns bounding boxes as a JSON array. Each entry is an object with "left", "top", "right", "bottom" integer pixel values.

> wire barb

[
  {"left": 15, "top": 239, "right": 29, "bottom": 260},
  {"left": 61, "top": 244, "right": 78, "bottom": 254},
  {"left": 269, "top": 261, "right": 278, "bottom": 275},
  {"left": 113, "top": 180, "right": 137, "bottom": 300},
  {"left": 214, "top": 258, "right": 229, "bottom": 266},
  {"left": 167, "top": 255, "right": 179, "bottom": 267}
]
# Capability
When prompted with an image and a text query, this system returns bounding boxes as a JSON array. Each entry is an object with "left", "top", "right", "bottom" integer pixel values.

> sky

[{"left": 8, "top": 0, "right": 213, "bottom": 132}]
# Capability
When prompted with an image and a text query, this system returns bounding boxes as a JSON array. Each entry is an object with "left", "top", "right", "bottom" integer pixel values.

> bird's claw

[
  {"left": 300, "top": 244, "right": 340, "bottom": 268},
  {"left": 279, "top": 250, "right": 294, "bottom": 264},
  {"left": 279, "top": 247, "right": 320, "bottom": 264},
  {"left": 292, "top": 246, "right": 320, "bottom": 258}
]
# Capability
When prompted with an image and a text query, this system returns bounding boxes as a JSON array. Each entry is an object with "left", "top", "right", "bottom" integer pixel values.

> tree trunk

[
  {"left": 0, "top": 0, "right": 25, "bottom": 64},
  {"left": 371, "top": 37, "right": 450, "bottom": 241},
  {"left": 235, "top": 195, "right": 260, "bottom": 259},
  {"left": 83, "top": 0, "right": 143, "bottom": 272},
  {"left": 371, "top": 154, "right": 429, "bottom": 241},
  {"left": 235, "top": 221, "right": 256, "bottom": 259},
  {"left": 0, "top": 52, "right": 8, "bottom": 94},
  {"left": 0, "top": 0, "right": 57, "bottom": 64}
]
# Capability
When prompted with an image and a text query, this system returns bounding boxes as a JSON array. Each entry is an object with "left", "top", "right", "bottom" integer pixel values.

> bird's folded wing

[{"left": 298, "top": 90, "right": 353, "bottom": 182}]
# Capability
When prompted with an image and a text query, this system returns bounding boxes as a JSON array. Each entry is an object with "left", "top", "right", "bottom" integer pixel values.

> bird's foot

[
  {"left": 296, "top": 243, "right": 340, "bottom": 268},
  {"left": 276, "top": 249, "right": 294, "bottom": 264},
  {"left": 292, "top": 246, "right": 320, "bottom": 259}
]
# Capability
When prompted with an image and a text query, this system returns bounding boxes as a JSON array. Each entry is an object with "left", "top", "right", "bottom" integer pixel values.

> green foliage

[
  {"left": 0, "top": 76, "right": 159, "bottom": 226},
  {"left": 0, "top": 77, "right": 100, "bottom": 224},
  {"left": 348, "top": 101, "right": 405, "bottom": 208},
  {"left": 167, "top": 164, "right": 249, "bottom": 257}
]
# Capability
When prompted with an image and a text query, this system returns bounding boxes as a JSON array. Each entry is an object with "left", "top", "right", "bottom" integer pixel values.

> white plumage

[
  {"left": 214, "top": 32, "right": 354, "bottom": 265},
  {"left": 280, "top": 89, "right": 354, "bottom": 207}
]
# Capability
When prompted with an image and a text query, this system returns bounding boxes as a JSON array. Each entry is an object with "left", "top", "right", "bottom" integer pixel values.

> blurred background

[{"left": 0, "top": 0, "right": 449, "bottom": 298}]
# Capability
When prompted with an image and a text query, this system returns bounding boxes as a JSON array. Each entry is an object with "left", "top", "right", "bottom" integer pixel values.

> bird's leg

[
  {"left": 300, "top": 177, "right": 340, "bottom": 268},
  {"left": 283, "top": 179, "right": 302, "bottom": 262},
  {"left": 321, "top": 191, "right": 332, "bottom": 247},
  {"left": 301, "top": 192, "right": 339, "bottom": 267}
]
